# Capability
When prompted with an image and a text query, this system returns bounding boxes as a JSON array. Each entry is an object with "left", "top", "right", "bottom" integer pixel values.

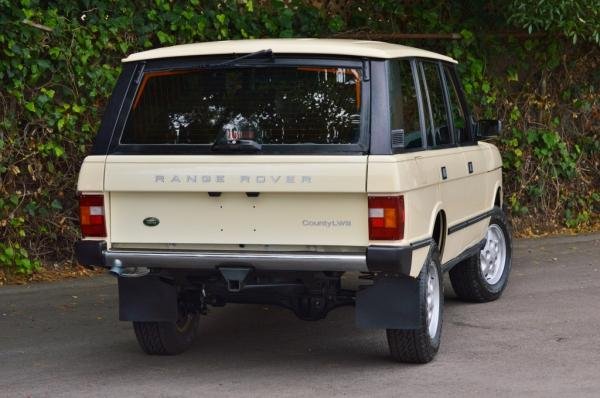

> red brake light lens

[
  {"left": 79, "top": 194, "right": 106, "bottom": 238},
  {"left": 368, "top": 196, "right": 404, "bottom": 240}
]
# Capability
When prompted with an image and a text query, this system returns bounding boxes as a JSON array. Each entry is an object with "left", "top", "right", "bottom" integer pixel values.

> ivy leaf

[
  {"left": 481, "top": 82, "right": 490, "bottom": 94},
  {"left": 156, "top": 31, "right": 170, "bottom": 44},
  {"left": 53, "top": 145, "right": 65, "bottom": 158},
  {"left": 25, "top": 102, "right": 36, "bottom": 112}
]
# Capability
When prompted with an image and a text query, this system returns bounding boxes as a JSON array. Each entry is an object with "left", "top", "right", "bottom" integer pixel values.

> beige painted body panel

[
  {"left": 76, "top": 155, "right": 105, "bottom": 192},
  {"left": 105, "top": 155, "right": 368, "bottom": 248},
  {"left": 110, "top": 192, "right": 368, "bottom": 246},
  {"left": 77, "top": 142, "right": 502, "bottom": 277},
  {"left": 367, "top": 142, "right": 502, "bottom": 274},
  {"left": 123, "top": 39, "right": 457, "bottom": 64}
]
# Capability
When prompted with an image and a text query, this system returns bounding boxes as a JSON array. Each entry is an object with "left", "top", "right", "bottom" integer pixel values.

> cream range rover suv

[{"left": 75, "top": 39, "right": 512, "bottom": 363}]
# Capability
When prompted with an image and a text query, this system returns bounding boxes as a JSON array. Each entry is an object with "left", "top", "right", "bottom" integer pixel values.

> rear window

[{"left": 121, "top": 66, "right": 362, "bottom": 147}]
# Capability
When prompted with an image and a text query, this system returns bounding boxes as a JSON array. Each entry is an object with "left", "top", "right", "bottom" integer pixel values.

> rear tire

[
  {"left": 386, "top": 244, "right": 443, "bottom": 364},
  {"left": 449, "top": 206, "right": 512, "bottom": 302},
  {"left": 133, "top": 309, "right": 199, "bottom": 355}
]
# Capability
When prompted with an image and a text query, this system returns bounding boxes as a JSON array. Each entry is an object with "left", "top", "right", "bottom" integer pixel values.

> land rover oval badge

[{"left": 143, "top": 217, "right": 160, "bottom": 227}]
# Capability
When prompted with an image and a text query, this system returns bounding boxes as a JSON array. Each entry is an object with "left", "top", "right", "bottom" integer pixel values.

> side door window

[
  {"left": 419, "top": 61, "right": 453, "bottom": 147},
  {"left": 389, "top": 59, "right": 422, "bottom": 150},
  {"left": 442, "top": 65, "right": 470, "bottom": 144}
]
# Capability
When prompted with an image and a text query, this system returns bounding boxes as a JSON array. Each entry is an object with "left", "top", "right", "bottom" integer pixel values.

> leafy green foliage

[
  {"left": 0, "top": 0, "right": 331, "bottom": 274},
  {"left": 0, "top": 242, "right": 41, "bottom": 274},
  {"left": 0, "top": 0, "right": 598, "bottom": 274},
  {"left": 509, "top": 0, "right": 600, "bottom": 43}
]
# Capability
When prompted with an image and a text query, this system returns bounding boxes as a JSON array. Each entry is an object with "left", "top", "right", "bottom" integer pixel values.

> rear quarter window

[{"left": 389, "top": 60, "right": 422, "bottom": 150}]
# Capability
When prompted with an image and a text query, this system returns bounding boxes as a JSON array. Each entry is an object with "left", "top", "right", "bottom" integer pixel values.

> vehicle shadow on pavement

[
  {"left": 113, "top": 303, "right": 407, "bottom": 369},
  {"left": 111, "top": 288, "right": 474, "bottom": 372}
]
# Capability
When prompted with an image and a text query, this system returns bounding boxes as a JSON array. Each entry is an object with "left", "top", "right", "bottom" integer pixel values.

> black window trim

[
  {"left": 368, "top": 59, "right": 389, "bottom": 155},
  {"left": 103, "top": 56, "right": 371, "bottom": 156},
  {"left": 441, "top": 62, "right": 476, "bottom": 145},
  {"left": 417, "top": 59, "right": 459, "bottom": 150},
  {"left": 91, "top": 62, "right": 137, "bottom": 155},
  {"left": 411, "top": 58, "right": 428, "bottom": 152},
  {"left": 387, "top": 58, "right": 428, "bottom": 154},
  {"left": 383, "top": 57, "right": 474, "bottom": 155},
  {"left": 418, "top": 61, "right": 436, "bottom": 147}
]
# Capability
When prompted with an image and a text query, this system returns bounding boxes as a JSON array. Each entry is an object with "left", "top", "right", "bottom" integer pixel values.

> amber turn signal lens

[
  {"left": 368, "top": 196, "right": 404, "bottom": 240},
  {"left": 78, "top": 194, "right": 106, "bottom": 238}
]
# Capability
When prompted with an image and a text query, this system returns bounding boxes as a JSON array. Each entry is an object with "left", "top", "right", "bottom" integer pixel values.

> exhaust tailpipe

[{"left": 109, "top": 259, "right": 150, "bottom": 278}]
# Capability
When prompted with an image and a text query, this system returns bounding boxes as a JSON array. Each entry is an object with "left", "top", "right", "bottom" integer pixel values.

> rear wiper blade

[
  {"left": 210, "top": 139, "right": 263, "bottom": 153},
  {"left": 203, "top": 49, "right": 273, "bottom": 69}
]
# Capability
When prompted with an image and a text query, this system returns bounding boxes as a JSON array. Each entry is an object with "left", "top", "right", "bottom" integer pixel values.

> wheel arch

[
  {"left": 491, "top": 181, "right": 503, "bottom": 209},
  {"left": 428, "top": 202, "right": 447, "bottom": 259}
]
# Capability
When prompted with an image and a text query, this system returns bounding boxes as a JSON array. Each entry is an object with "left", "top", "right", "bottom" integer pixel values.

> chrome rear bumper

[
  {"left": 104, "top": 249, "right": 368, "bottom": 272},
  {"left": 75, "top": 240, "right": 420, "bottom": 275}
]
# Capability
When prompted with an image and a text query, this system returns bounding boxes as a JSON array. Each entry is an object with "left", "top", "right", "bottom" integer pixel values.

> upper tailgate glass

[{"left": 121, "top": 66, "right": 362, "bottom": 147}]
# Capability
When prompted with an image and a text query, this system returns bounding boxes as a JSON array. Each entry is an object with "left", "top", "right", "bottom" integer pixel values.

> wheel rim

[
  {"left": 426, "top": 260, "right": 440, "bottom": 339},
  {"left": 479, "top": 224, "right": 507, "bottom": 285}
]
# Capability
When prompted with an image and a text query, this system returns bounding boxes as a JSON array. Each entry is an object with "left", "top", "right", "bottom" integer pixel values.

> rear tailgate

[{"left": 105, "top": 155, "right": 368, "bottom": 247}]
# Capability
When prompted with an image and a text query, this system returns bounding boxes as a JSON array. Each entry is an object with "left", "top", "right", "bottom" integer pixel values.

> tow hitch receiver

[{"left": 219, "top": 267, "right": 252, "bottom": 292}]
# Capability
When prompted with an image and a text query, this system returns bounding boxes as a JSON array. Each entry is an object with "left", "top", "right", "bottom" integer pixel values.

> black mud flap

[
  {"left": 355, "top": 276, "right": 421, "bottom": 329},
  {"left": 118, "top": 276, "right": 177, "bottom": 322}
]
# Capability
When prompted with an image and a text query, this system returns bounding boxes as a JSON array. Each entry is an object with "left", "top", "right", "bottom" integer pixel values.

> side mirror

[{"left": 476, "top": 119, "right": 502, "bottom": 138}]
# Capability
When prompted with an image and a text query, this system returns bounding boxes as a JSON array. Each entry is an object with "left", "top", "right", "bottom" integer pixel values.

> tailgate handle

[
  {"left": 246, "top": 192, "right": 260, "bottom": 197},
  {"left": 208, "top": 192, "right": 221, "bottom": 197}
]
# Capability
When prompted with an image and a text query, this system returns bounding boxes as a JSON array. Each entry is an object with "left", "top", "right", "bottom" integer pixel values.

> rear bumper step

[{"left": 75, "top": 240, "right": 421, "bottom": 275}]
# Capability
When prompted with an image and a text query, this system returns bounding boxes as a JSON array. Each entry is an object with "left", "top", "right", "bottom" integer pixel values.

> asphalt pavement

[{"left": 1, "top": 234, "right": 599, "bottom": 397}]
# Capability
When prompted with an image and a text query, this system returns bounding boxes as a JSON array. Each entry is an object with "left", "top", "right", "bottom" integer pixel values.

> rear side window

[
  {"left": 389, "top": 60, "right": 422, "bottom": 149},
  {"left": 419, "top": 62, "right": 452, "bottom": 147},
  {"left": 443, "top": 66, "right": 469, "bottom": 143},
  {"left": 120, "top": 66, "right": 362, "bottom": 146}
]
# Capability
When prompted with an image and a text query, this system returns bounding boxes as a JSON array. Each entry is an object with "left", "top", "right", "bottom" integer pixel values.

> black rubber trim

[
  {"left": 411, "top": 237, "right": 433, "bottom": 250},
  {"left": 366, "top": 237, "right": 433, "bottom": 275},
  {"left": 366, "top": 245, "right": 412, "bottom": 275},
  {"left": 442, "top": 238, "right": 486, "bottom": 272},
  {"left": 447, "top": 209, "right": 495, "bottom": 235},
  {"left": 74, "top": 240, "right": 106, "bottom": 267},
  {"left": 369, "top": 60, "right": 392, "bottom": 155}
]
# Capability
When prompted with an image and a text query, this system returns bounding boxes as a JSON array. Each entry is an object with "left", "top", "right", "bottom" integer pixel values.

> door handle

[
  {"left": 441, "top": 166, "right": 448, "bottom": 180},
  {"left": 467, "top": 161, "right": 474, "bottom": 174}
]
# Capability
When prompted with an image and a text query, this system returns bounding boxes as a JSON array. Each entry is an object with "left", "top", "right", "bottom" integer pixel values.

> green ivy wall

[{"left": 0, "top": 0, "right": 598, "bottom": 274}]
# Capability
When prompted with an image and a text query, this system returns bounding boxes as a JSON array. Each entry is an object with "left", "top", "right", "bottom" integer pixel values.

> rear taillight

[
  {"left": 79, "top": 194, "right": 106, "bottom": 238},
  {"left": 368, "top": 196, "right": 404, "bottom": 240}
]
